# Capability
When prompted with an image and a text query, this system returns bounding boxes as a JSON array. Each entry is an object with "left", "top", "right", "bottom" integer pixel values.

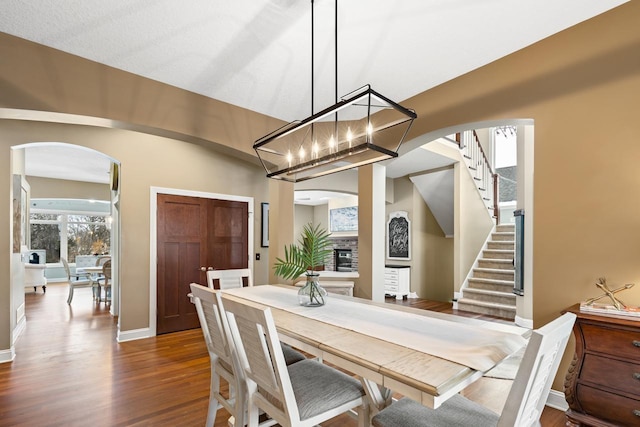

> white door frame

[{"left": 148, "top": 186, "right": 254, "bottom": 338}]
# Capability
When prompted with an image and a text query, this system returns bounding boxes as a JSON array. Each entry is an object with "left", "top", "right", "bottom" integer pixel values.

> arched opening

[{"left": 11, "top": 142, "right": 121, "bottom": 338}]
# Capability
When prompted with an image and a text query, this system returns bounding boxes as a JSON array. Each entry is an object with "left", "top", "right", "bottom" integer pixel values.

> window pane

[
  {"left": 68, "top": 221, "right": 110, "bottom": 261},
  {"left": 30, "top": 213, "right": 59, "bottom": 221},
  {"left": 30, "top": 223, "right": 61, "bottom": 263}
]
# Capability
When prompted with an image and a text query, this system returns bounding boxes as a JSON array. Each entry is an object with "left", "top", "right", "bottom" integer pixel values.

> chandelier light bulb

[
  {"left": 287, "top": 150, "right": 293, "bottom": 167},
  {"left": 299, "top": 147, "right": 305, "bottom": 160},
  {"left": 313, "top": 141, "right": 319, "bottom": 158},
  {"left": 347, "top": 128, "right": 353, "bottom": 148},
  {"left": 329, "top": 135, "right": 336, "bottom": 152}
]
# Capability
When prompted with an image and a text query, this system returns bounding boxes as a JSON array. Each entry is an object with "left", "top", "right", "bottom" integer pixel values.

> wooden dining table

[{"left": 220, "top": 285, "right": 528, "bottom": 410}]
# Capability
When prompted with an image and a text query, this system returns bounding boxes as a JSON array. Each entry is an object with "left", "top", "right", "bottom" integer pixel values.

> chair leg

[
  {"left": 206, "top": 365, "right": 221, "bottom": 427},
  {"left": 357, "top": 403, "right": 370, "bottom": 427},
  {"left": 67, "top": 285, "right": 74, "bottom": 304}
]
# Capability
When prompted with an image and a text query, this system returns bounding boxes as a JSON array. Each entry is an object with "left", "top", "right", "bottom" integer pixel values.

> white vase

[{"left": 297, "top": 273, "right": 327, "bottom": 307}]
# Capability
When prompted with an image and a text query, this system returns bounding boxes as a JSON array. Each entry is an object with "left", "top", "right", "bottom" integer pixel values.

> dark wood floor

[{"left": 0, "top": 284, "right": 568, "bottom": 426}]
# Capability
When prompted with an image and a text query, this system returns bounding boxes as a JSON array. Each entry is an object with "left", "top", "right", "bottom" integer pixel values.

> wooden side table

[{"left": 563, "top": 304, "right": 640, "bottom": 426}]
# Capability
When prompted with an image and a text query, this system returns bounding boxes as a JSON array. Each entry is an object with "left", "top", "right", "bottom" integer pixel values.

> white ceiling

[{"left": 2, "top": 0, "right": 627, "bottom": 185}]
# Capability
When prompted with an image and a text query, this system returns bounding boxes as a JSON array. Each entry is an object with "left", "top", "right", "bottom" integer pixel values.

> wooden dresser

[{"left": 563, "top": 304, "right": 640, "bottom": 426}]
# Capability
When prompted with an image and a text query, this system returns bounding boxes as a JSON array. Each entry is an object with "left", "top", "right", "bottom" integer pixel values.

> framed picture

[
  {"left": 261, "top": 202, "right": 269, "bottom": 247},
  {"left": 387, "top": 211, "right": 411, "bottom": 260},
  {"left": 13, "top": 175, "right": 30, "bottom": 253},
  {"left": 330, "top": 206, "right": 358, "bottom": 232}
]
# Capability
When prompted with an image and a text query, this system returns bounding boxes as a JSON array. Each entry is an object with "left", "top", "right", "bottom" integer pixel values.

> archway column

[
  {"left": 358, "top": 164, "right": 386, "bottom": 301},
  {"left": 268, "top": 179, "right": 294, "bottom": 285}
]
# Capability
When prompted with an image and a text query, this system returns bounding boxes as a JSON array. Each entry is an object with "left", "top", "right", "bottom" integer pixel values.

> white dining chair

[
  {"left": 207, "top": 268, "right": 253, "bottom": 290},
  {"left": 189, "top": 284, "right": 306, "bottom": 427},
  {"left": 371, "top": 312, "right": 577, "bottom": 427},
  {"left": 62, "top": 257, "right": 95, "bottom": 304},
  {"left": 190, "top": 283, "right": 247, "bottom": 427},
  {"left": 221, "top": 294, "right": 369, "bottom": 427},
  {"left": 97, "top": 259, "right": 112, "bottom": 303}
]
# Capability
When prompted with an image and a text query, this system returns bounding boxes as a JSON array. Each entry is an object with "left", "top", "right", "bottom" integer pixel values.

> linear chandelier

[{"left": 253, "top": 0, "right": 416, "bottom": 183}]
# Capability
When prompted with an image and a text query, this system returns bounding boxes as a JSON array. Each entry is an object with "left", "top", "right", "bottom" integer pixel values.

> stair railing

[{"left": 456, "top": 131, "right": 500, "bottom": 223}]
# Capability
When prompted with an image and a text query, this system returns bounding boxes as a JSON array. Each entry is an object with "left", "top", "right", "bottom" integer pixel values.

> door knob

[{"left": 199, "top": 267, "right": 207, "bottom": 271}]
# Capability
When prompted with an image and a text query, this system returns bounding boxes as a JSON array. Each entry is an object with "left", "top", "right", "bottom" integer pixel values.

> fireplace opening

[{"left": 334, "top": 248, "right": 353, "bottom": 272}]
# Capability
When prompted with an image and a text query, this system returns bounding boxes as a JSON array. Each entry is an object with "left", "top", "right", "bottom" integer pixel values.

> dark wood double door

[{"left": 156, "top": 194, "right": 248, "bottom": 334}]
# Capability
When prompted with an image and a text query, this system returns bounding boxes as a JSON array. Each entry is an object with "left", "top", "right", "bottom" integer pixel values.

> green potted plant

[{"left": 274, "top": 223, "right": 332, "bottom": 306}]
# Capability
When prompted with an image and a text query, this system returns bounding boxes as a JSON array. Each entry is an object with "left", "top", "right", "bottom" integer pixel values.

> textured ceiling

[
  {"left": 1, "top": 0, "right": 627, "bottom": 122},
  {"left": 1, "top": 0, "right": 628, "bottom": 184}
]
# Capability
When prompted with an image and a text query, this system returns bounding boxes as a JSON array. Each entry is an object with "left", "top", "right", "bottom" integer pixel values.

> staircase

[{"left": 457, "top": 224, "right": 516, "bottom": 320}]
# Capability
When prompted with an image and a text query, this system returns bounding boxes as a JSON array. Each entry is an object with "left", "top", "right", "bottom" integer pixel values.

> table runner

[{"left": 223, "top": 285, "right": 526, "bottom": 372}]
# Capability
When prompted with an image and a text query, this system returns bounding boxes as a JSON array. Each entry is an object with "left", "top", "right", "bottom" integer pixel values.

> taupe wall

[
  {"left": 385, "top": 177, "right": 454, "bottom": 301},
  {"left": 27, "top": 176, "right": 111, "bottom": 200},
  {"left": 2, "top": 1, "right": 640, "bottom": 392},
  {"left": 294, "top": 204, "right": 314, "bottom": 241},
  {"left": 398, "top": 2, "right": 640, "bottom": 322},
  {"left": 2, "top": 120, "right": 269, "bottom": 335}
]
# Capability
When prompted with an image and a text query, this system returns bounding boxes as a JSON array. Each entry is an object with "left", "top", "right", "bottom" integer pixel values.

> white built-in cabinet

[{"left": 384, "top": 265, "right": 410, "bottom": 300}]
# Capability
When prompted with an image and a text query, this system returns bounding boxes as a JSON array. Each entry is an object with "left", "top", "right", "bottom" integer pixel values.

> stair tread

[
  {"left": 474, "top": 267, "right": 514, "bottom": 273},
  {"left": 479, "top": 258, "right": 513, "bottom": 263},
  {"left": 469, "top": 277, "right": 514, "bottom": 285},
  {"left": 463, "top": 288, "right": 516, "bottom": 297},
  {"left": 457, "top": 298, "right": 516, "bottom": 311}
]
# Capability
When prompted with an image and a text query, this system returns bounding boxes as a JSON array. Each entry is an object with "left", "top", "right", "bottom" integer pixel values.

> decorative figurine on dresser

[{"left": 564, "top": 278, "right": 640, "bottom": 427}]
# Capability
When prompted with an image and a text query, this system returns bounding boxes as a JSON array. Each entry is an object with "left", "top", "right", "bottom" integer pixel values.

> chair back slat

[
  {"left": 190, "top": 284, "right": 233, "bottom": 365},
  {"left": 189, "top": 283, "right": 246, "bottom": 426},
  {"left": 222, "top": 296, "right": 299, "bottom": 423},
  {"left": 235, "top": 316, "right": 280, "bottom": 393},
  {"left": 498, "top": 312, "right": 576, "bottom": 427},
  {"left": 207, "top": 268, "right": 253, "bottom": 290}
]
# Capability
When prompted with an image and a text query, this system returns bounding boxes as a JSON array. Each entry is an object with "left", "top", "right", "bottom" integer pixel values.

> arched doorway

[{"left": 11, "top": 142, "right": 121, "bottom": 328}]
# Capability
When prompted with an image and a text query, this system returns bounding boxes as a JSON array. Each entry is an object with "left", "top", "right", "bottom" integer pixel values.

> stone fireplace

[{"left": 325, "top": 237, "right": 358, "bottom": 272}]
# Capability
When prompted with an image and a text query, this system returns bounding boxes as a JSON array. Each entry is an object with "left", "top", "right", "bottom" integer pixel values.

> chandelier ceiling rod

[{"left": 312, "top": 0, "right": 339, "bottom": 118}]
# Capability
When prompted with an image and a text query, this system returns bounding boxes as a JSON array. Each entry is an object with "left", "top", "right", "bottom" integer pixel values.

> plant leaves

[{"left": 273, "top": 222, "right": 332, "bottom": 280}]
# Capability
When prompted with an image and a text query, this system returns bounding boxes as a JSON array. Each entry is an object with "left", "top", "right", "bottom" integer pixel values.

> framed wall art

[
  {"left": 13, "top": 175, "right": 30, "bottom": 253},
  {"left": 330, "top": 206, "right": 358, "bottom": 232},
  {"left": 261, "top": 202, "right": 269, "bottom": 247},
  {"left": 387, "top": 211, "right": 411, "bottom": 260}
]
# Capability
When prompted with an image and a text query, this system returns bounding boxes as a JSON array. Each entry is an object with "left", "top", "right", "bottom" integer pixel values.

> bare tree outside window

[
  {"left": 30, "top": 213, "right": 110, "bottom": 263},
  {"left": 67, "top": 215, "right": 110, "bottom": 261},
  {"left": 30, "top": 213, "right": 61, "bottom": 263}
]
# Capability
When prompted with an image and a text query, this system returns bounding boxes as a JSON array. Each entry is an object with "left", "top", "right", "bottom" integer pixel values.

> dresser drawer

[
  {"left": 384, "top": 279, "right": 398, "bottom": 287},
  {"left": 385, "top": 285, "right": 398, "bottom": 292},
  {"left": 384, "top": 271, "right": 398, "bottom": 280},
  {"left": 582, "top": 354, "right": 640, "bottom": 396},
  {"left": 581, "top": 323, "right": 640, "bottom": 361},
  {"left": 576, "top": 384, "right": 640, "bottom": 426}
]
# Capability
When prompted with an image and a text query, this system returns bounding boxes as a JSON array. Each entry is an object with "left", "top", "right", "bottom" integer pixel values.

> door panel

[
  {"left": 157, "top": 194, "right": 248, "bottom": 334},
  {"left": 207, "top": 199, "right": 248, "bottom": 270},
  {"left": 157, "top": 194, "right": 206, "bottom": 334}
]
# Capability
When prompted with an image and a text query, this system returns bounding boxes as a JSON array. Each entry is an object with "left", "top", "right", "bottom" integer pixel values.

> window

[{"left": 30, "top": 210, "right": 110, "bottom": 264}]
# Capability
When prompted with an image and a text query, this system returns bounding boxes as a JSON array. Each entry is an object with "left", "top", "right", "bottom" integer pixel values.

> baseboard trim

[
  {"left": 515, "top": 314, "right": 533, "bottom": 329},
  {"left": 547, "top": 389, "right": 569, "bottom": 412},
  {"left": 117, "top": 327, "right": 153, "bottom": 343},
  {"left": 12, "top": 315, "right": 27, "bottom": 344},
  {"left": 0, "top": 347, "right": 16, "bottom": 364}
]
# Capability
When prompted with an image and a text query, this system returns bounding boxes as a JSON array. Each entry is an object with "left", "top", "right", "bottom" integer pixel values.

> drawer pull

[
  {"left": 635, "top": 373, "right": 640, "bottom": 380},
  {"left": 634, "top": 340, "right": 640, "bottom": 348},
  {"left": 634, "top": 409, "right": 640, "bottom": 417}
]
